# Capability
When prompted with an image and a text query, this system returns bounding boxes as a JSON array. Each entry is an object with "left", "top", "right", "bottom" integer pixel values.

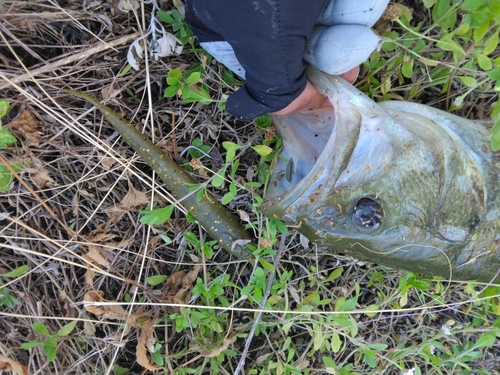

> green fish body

[{"left": 263, "top": 66, "right": 500, "bottom": 282}]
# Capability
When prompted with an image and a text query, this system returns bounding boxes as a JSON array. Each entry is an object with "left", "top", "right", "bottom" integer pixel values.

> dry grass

[{"left": 1, "top": 1, "right": 499, "bottom": 374}]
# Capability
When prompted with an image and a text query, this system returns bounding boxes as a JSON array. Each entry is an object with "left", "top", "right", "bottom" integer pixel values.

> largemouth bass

[{"left": 263, "top": 66, "right": 500, "bottom": 283}]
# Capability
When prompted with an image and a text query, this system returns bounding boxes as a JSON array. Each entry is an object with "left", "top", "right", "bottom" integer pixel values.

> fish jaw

[{"left": 263, "top": 65, "right": 407, "bottom": 221}]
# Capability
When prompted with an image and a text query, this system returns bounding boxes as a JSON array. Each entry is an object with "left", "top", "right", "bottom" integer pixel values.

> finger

[
  {"left": 339, "top": 66, "right": 360, "bottom": 84},
  {"left": 271, "top": 81, "right": 327, "bottom": 116}
]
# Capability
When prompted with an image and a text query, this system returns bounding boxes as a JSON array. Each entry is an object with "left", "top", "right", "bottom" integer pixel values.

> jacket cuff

[{"left": 227, "top": 80, "right": 307, "bottom": 121}]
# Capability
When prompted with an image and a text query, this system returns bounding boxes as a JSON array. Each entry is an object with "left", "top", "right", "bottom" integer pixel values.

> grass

[{"left": 0, "top": 0, "right": 499, "bottom": 374}]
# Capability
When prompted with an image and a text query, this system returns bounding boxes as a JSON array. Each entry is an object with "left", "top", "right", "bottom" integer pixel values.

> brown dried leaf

[
  {"left": 83, "top": 290, "right": 152, "bottom": 336},
  {"left": 125, "top": 311, "right": 154, "bottom": 336},
  {"left": 118, "top": 0, "right": 139, "bottom": 12},
  {"left": 87, "top": 222, "right": 115, "bottom": 242},
  {"left": 84, "top": 268, "right": 95, "bottom": 287},
  {"left": 84, "top": 290, "right": 128, "bottom": 320},
  {"left": 256, "top": 353, "right": 271, "bottom": 364},
  {"left": 136, "top": 326, "right": 161, "bottom": 371},
  {"left": 122, "top": 182, "right": 150, "bottom": 210},
  {"left": 22, "top": 155, "right": 55, "bottom": 188},
  {"left": 28, "top": 167, "right": 56, "bottom": 188},
  {"left": 84, "top": 245, "right": 111, "bottom": 268},
  {"left": 108, "top": 238, "right": 132, "bottom": 251},
  {"left": 98, "top": 153, "right": 118, "bottom": 170},
  {"left": 264, "top": 126, "right": 275, "bottom": 141},
  {"left": 189, "top": 158, "right": 202, "bottom": 170},
  {"left": 4, "top": 109, "right": 42, "bottom": 143},
  {"left": 0, "top": 356, "right": 28, "bottom": 375},
  {"left": 162, "top": 265, "right": 202, "bottom": 307},
  {"left": 236, "top": 209, "right": 250, "bottom": 222},
  {"left": 296, "top": 359, "right": 310, "bottom": 370},
  {"left": 288, "top": 286, "right": 301, "bottom": 305},
  {"left": 104, "top": 204, "right": 128, "bottom": 222}
]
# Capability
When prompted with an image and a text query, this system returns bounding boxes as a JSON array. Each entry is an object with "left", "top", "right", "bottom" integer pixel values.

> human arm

[{"left": 185, "top": 0, "right": 326, "bottom": 120}]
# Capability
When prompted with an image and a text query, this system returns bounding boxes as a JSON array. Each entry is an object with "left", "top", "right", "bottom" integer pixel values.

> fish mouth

[{"left": 262, "top": 67, "right": 363, "bottom": 219}]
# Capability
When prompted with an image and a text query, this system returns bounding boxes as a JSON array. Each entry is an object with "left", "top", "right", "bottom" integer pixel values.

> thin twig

[{"left": 234, "top": 235, "right": 287, "bottom": 375}]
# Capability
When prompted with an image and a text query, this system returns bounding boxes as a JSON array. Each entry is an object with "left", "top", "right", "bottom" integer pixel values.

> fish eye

[{"left": 352, "top": 197, "right": 384, "bottom": 231}]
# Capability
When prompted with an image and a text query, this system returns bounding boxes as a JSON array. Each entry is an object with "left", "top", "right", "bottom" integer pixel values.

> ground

[{"left": 0, "top": 1, "right": 500, "bottom": 374}]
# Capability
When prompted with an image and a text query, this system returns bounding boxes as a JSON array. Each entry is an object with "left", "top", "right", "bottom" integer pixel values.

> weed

[
  {"left": 0, "top": 100, "right": 23, "bottom": 192},
  {"left": 0, "top": 265, "right": 28, "bottom": 309},
  {"left": 363, "top": 0, "right": 500, "bottom": 150},
  {"left": 165, "top": 68, "right": 213, "bottom": 105},
  {"left": 139, "top": 204, "right": 175, "bottom": 225},
  {"left": 157, "top": 8, "right": 193, "bottom": 45},
  {"left": 21, "top": 321, "right": 78, "bottom": 362}
]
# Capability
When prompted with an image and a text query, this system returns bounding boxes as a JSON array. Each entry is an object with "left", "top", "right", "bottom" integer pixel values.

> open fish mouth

[
  {"left": 264, "top": 66, "right": 394, "bottom": 222},
  {"left": 263, "top": 66, "right": 500, "bottom": 282}
]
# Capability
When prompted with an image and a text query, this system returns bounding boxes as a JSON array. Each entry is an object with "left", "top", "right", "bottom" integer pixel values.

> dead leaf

[
  {"left": 162, "top": 265, "right": 202, "bottom": 309},
  {"left": 296, "top": 359, "right": 310, "bottom": 370},
  {"left": 236, "top": 209, "right": 250, "bottom": 222},
  {"left": 288, "top": 286, "right": 301, "bottom": 305},
  {"left": 104, "top": 204, "right": 127, "bottom": 223},
  {"left": 83, "top": 222, "right": 132, "bottom": 286},
  {"left": 60, "top": 290, "right": 78, "bottom": 318},
  {"left": 22, "top": 154, "right": 55, "bottom": 188},
  {"left": 118, "top": 0, "right": 139, "bottom": 12},
  {"left": 299, "top": 234, "right": 310, "bottom": 248},
  {"left": 136, "top": 326, "right": 161, "bottom": 371},
  {"left": 97, "top": 153, "right": 118, "bottom": 170},
  {"left": 83, "top": 290, "right": 152, "bottom": 336},
  {"left": 122, "top": 180, "right": 150, "bottom": 210},
  {"left": 256, "top": 352, "right": 271, "bottom": 364},
  {"left": 144, "top": 235, "right": 163, "bottom": 253},
  {"left": 27, "top": 166, "right": 56, "bottom": 188},
  {"left": 84, "top": 246, "right": 111, "bottom": 268},
  {"left": 84, "top": 290, "right": 128, "bottom": 320},
  {"left": 264, "top": 126, "right": 275, "bottom": 141},
  {"left": 0, "top": 356, "right": 28, "bottom": 375},
  {"left": 84, "top": 267, "right": 95, "bottom": 287},
  {"left": 4, "top": 108, "right": 42, "bottom": 143},
  {"left": 88, "top": 224, "right": 115, "bottom": 243}
]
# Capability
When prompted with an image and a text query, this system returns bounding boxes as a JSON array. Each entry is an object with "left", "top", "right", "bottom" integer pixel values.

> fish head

[{"left": 263, "top": 66, "right": 494, "bottom": 278}]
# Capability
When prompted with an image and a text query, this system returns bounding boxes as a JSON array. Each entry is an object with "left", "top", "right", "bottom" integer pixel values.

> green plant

[
  {"left": 0, "top": 100, "right": 23, "bottom": 192},
  {"left": 151, "top": 341, "right": 165, "bottom": 366},
  {"left": 0, "top": 265, "right": 28, "bottom": 308},
  {"left": 0, "top": 100, "right": 15, "bottom": 147},
  {"left": 112, "top": 364, "right": 129, "bottom": 375},
  {"left": 184, "top": 230, "right": 218, "bottom": 259},
  {"left": 362, "top": 0, "right": 500, "bottom": 150},
  {"left": 139, "top": 204, "right": 175, "bottom": 225},
  {"left": 157, "top": 9, "right": 193, "bottom": 44},
  {"left": 21, "top": 321, "right": 78, "bottom": 362},
  {"left": 165, "top": 274, "right": 238, "bottom": 374},
  {"left": 164, "top": 69, "right": 212, "bottom": 105}
]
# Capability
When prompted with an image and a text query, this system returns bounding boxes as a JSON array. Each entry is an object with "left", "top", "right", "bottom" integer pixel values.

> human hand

[
  {"left": 273, "top": 0, "right": 389, "bottom": 116},
  {"left": 271, "top": 66, "right": 359, "bottom": 116}
]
